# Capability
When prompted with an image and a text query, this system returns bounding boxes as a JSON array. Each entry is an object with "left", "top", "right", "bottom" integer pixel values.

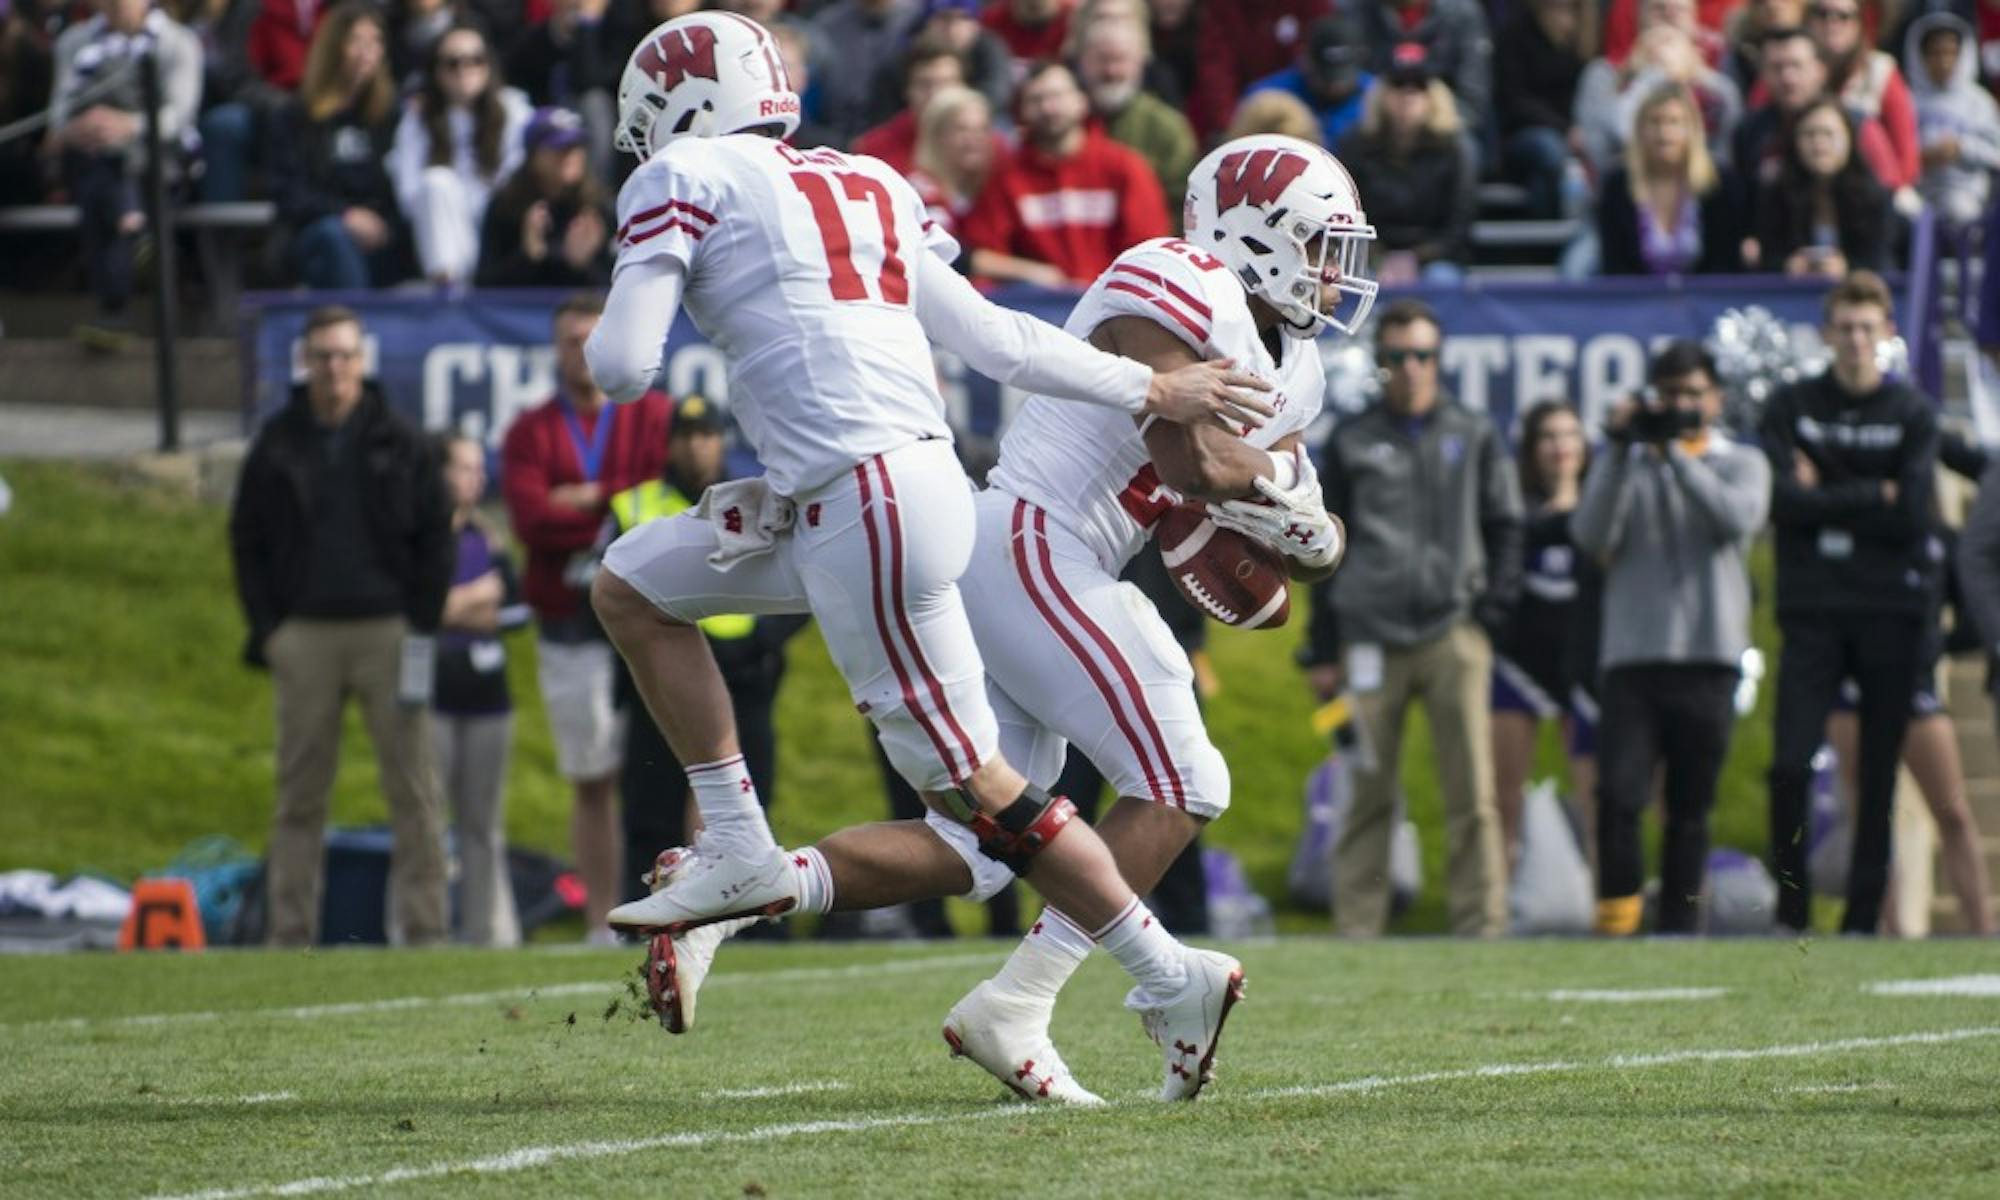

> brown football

[{"left": 1155, "top": 503, "right": 1290, "bottom": 629}]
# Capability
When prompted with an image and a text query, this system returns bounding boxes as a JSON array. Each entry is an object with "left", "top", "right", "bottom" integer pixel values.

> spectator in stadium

[
  {"left": 1826, "top": 432, "right": 1996, "bottom": 936},
  {"left": 244, "top": 0, "right": 322, "bottom": 94},
  {"left": 1600, "top": 0, "right": 1730, "bottom": 68},
  {"left": 604, "top": 396, "right": 806, "bottom": 911},
  {"left": 1572, "top": 0, "right": 1741, "bottom": 182},
  {"left": 1223, "top": 88, "right": 1324, "bottom": 143},
  {"left": 1959, "top": 451, "right": 2000, "bottom": 794},
  {"left": 1243, "top": 12, "right": 1375, "bottom": 151},
  {"left": 1734, "top": 26, "right": 1898, "bottom": 193},
  {"left": 770, "top": 22, "right": 839, "bottom": 150},
  {"left": 1184, "top": 0, "right": 1335, "bottom": 140},
  {"left": 500, "top": 293, "right": 672, "bottom": 945},
  {"left": 808, "top": 0, "right": 916, "bottom": 147},
  {"left": 980, "top": 0, "right": 1068, "bottom": 65},
  {"left": 505, "top": 0, "right": 623, "bottom": 177},
  {"left": 1489, "top": 401, "right": 1599, "bottom": 876},
  {"left": 175, "top": 0, "right": 263, "bottom": 204},
  {"left": 266, "top": 1, "right": 407, "bottom": 289},
  {"left": 228, "top": 305, "right": 453, "bottom": 948},
  {"left": 1905, "top": 13, "right": 2000, "bottom": 229},
  {"left": 1596, "top": 81, "right": 1745, "bottom": 275},
  {"left": 890, "top": 0, "right": 1011, "bottom": 113},
  {"left": 1063, "top": 0, "right": 1183, "bottom": 97},
  {"left": 1723, "top": 0, "right": 1803, "bottom": 91},
  {"left": 1495, "top": 0, "right": 1592, "bottom": 220},
  {"left": 1572, "top": 340, "right": 1769, "bottom": 936},
  {"left": 48, "top": 0, "right": 203, "bottom": 344},
  {"left": 0, "top": 0, "right": 56, "bottom": 208},
  {"left": 386, "top": 22, "right": 531, "bottom": 287},
  {"left": 1807, "top": 0, "right": 1919, "bottom": 192},
  {"left": 1146, "top": 0, "right": 1200, "bottom": 111},
  {"left": 962, "top": 60, "right": 1169, "bottom": 287},
  {"left": 908, "top": 84, "right": 997, "bottom": 243},
  {"left": 475, "top": 106, "right": 611, "bottom": 287},
  {"left": 1354, "top": 0, "right": 1492, "bottom": 156},
  {"left": 1337, "top": 45, "right": 1478, "bottom": 285},
  {"left": 851, "top": 34, "right": 966, "bottom": 174},
  {"left": 1762, "top": 270, "right": 1939, "bottom": 936},
  {"left": 1073, "top": 10, "right": 1197, "bottom": 208},
  {"left": 1305, "top": 299, "right": 1523, "bottom": 938},
  {"left": 1749, "top": 96, "right": 1891, "bottom": 276},
  {"left": 432, "top": 433, "right": 529, "bottom": 948}
]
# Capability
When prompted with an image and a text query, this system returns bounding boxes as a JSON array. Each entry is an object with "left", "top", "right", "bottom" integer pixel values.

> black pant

[
  {"left": 62, "top": 149, "right": 139, "bottom": 316},
  {"left": 1768, "top": 612, "right": 1924, "bottom": 934},
  {"left": 1055, "top": 749, "right": 1210, "bottom": 936},
  {"left": 618, "top": 667, "right": 779, "bottom": 910},
  {"left": 1595, "top": 664, "right": 1739, "bottom": 933}
]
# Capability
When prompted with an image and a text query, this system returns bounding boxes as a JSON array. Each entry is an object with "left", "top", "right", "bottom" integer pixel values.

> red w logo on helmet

[
  {"left": 1214, "top": 149, "right": 1310, "bottom": 215},
  {"left": 636, "top": 25, "right": 719, "bottom": 90}
]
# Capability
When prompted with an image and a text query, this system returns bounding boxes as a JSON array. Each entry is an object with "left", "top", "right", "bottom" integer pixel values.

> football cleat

[
  {"left": 645, "top": 917, "right": 753, "bottom": 1034},
  {"left": 607, "top": 840, "right": 799, "bottom": 935},
  {"left": 1126, "top": 949, "right": 1246, "bottom": 1101},
  {"left": 941, "top": 980, "right": 1104, "bottom": 1106}
]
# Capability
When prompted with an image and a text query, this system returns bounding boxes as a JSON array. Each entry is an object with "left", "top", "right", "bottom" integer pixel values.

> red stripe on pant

[
  {"left": 854, "top": 458, "right": 972, "bottom": 783},
  {"left": 1011, "top": 500, "right": 1183, "bottom": 808},
  {"left": 871, "top": 456, "right": 981, "bottom": 777}
]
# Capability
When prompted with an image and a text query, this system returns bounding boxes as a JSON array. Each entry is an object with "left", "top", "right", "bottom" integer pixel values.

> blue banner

[{"left": 244, "top": 276, "right": 1844, "bottom": 451}]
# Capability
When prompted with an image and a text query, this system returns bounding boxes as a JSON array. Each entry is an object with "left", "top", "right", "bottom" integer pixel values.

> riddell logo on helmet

[
  {"left": 636, "top": 25, "right": 719, "bottom": 90},
  {"left": 1214, "top": 148, "right": 1310, "bottom": 214},
  {"left": 760, "top": 96, "right": 800, "bottom": 117}
]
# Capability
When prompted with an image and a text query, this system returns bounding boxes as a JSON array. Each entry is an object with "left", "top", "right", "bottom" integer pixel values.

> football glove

[{"left": 1208, "top": 446, "right": 1343, "bottom": 570}]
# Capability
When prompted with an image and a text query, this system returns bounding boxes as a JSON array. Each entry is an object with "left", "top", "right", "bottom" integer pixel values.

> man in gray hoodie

[
  {"left": 1304, "top": 299, "right": 1523, "bottom": 937},
  {"left": 1905, "top": 11, "right": 2000, "bottom": 228},
  {"left": 1571, "top": 339, "right": 1770, "bottom": 936}
]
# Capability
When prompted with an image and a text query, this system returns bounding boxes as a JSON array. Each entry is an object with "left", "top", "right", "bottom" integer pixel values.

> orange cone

[{"left": 117, "top": 878, "right": 207, "bottom": 951}]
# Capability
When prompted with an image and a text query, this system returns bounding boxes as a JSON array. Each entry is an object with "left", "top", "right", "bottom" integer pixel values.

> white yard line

[
  {"left": 157, "top": 1093, "right": 298, "bottom": 1107},
  {"left": 141, "top": 1026, "right": 2000, "bottom": 1200},
  {"left": 1774, "top": 1082, "right": 1896, "bottom": 1095},
  {"left": 1, "top": 952, "right": 1003, "bottom": 1033},
  {"left": 1864, "top": 975, "right": 2000, "bottom": 998},
  {"left": 1539, "top": 988, "right": 1729, "bottom": 1003},
  {"left": 706, "top": 1082, "right": 853, "bottom": 1100}
]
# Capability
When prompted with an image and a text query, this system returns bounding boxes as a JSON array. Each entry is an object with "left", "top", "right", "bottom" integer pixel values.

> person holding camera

[
  {"left": 1572, "top": 340, "right": 1771, "bottom": 936},
  {"left": 1761, "top": 270, "right": 1940, "bottom": 935}
]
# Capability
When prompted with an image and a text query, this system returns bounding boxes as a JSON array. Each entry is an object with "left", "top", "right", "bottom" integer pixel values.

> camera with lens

[{"left": 1615, "top": 391, "right": 1705, "bottom": 444}]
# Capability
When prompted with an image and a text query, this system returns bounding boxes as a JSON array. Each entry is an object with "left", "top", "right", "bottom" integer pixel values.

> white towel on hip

[{"left": 694, "top": 477, "right": 794, "bottom": 571}]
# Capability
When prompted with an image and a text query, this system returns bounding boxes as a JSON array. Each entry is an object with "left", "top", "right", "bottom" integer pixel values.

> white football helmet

[
  {"left": 614, "top": 12, "right": 800, "bottom": 159},
  {"left": 1184, "top": 134, "right": 1376, "bottom": 339}
]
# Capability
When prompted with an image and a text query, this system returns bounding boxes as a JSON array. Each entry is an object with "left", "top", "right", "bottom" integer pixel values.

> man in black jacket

[
  {"left": 1761, "top": 270, "right": 1940, "bottom": 935},
  {"left": 229, "top": 305, "right": 455, "bottom": 947},
  {"left": 1303, "top": 299, "right": 1524, "bottom": 936}
]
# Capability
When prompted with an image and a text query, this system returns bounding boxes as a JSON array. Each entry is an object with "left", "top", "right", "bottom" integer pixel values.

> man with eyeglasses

[
  {"left": 1302, "top": 298, "right": 1524, "bottom": 937},
  {"left": 229, "top": 305, "right": 456, "bottom": 947},
  {"left": 1571, "top": 340, "right": 1770, "bottom": 936}
]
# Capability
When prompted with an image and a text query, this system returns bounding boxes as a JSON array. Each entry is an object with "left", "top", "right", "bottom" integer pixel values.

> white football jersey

[
  {"left": 612, "top": 134, "right": 959, "bottom": 496},
  {"left": 987, "top": 237, "right": 1326, "bottom": 571}
]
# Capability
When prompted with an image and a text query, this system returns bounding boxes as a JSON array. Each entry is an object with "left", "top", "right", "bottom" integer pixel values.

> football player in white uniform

[
  {"left": 639, "top": 132, "right": 1374, "bottom": 1103},
  {"left": 584, "top": 11, "right": 1273, "bottom": 1083}
]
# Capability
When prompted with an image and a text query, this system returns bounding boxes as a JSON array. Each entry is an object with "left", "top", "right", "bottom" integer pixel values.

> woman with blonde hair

[
  {"left": 264, "top": 1, "right": 409, "bottom": 287},
  {"left": 1222, "top": 89, "right": 1321, "bottom": 144},
  {"left": 1336, "top": 47, "right": 1476, "bottom": 284},
  {"left": 909, "top": 84, "right": 1002, "bottom": 242},
  {"left": 1596, "top": 82, "right": 1743, "bottom": 274}
]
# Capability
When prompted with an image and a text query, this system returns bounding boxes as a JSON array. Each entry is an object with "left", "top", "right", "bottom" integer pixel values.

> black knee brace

[{"left": 940, "top": 784, "right": 1077, "bottom": 876}]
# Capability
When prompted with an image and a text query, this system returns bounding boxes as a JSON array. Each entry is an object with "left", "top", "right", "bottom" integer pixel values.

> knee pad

[
  {"left": 1182, "top": 739, "right": 1230, "bottom": 818},
  {"left": 923, "top": 810, "right": 1016, "bottom": 901},
  {"left": 938, "top": 784, "right": 1077, "bottom": 876}
]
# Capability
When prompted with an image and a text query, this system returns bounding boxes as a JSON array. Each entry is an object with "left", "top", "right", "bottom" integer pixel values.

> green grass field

[
  {"left": 0, "top": 461, "right": 1787, "bottom": 934},
  {"left": 4, "top": 940, "right": 2000, "bottom": 1197}
]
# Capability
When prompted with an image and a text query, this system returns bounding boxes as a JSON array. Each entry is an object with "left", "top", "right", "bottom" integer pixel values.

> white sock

[
  {"left": 992, "top": 907, "right": 1093, "bottom": 1002},
  {"left": 1094, "top": 898, "right": 1186, "bottom": 996},
  {"left": 685, "top": 754, "right": 773, "bottom": 851},
  {"left": 787, "top": 846, "right": 835, "bottom": 914}
]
